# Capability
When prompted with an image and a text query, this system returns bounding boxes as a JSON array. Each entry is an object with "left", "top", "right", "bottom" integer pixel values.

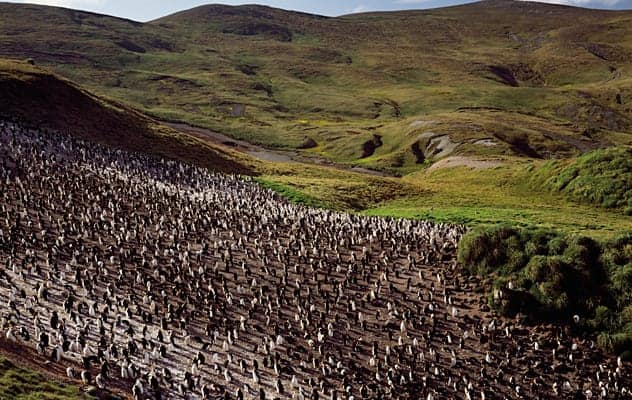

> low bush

[{"left": 458, "top": 226, "right": 632, "bottom": 355}]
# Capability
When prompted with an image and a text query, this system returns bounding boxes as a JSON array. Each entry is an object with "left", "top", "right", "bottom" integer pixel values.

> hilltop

[{"left": 0, "top": 0, "right": 631, "bottom": 173}]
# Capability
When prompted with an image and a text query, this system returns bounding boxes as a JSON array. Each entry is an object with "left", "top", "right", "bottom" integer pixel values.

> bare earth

[{"left": 427, "top": 156, "right": 504, "bottom": 172}]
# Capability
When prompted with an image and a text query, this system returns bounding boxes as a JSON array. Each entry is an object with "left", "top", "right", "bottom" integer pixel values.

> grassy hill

[
  {"left": 0, "top": 58, "right": 422, "bottom": 211},
  {"left": 1, "top": 0, "right": 631, "bottom": 173},
  {"left": 0, "top": 0, "right": 630, "bottom": 236},
  {"left": 0, "top": 57, "right": 628, "bottom": 239},
  {"left": 531, "top": 146, "right": 632, "bottom": 211}
]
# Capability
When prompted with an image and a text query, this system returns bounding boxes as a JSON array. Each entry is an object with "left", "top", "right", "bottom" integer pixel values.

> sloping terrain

[
  {"left": 0, "top": 356, "right": 90, "bottom": 400},
  {"left": 0, "top": 59, "right": 253, "bottom": 174},
  {"left": 531, "top": 146, "right": 632, "bottom": 211},
  {"left": 0, "top": 58, "right": 422, "bottom": 213},
  {"left": 0, "top": 3, "right": 630, "bottom": 398},
  {"left": 0, "top": 0, "right": 631, "bottom": 173},
  {"left": 1, "top": 121, "right": 629, "bottom": 400}
]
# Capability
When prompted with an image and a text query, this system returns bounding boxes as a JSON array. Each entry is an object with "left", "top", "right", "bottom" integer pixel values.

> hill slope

[
  {"left": 531, "top": 146, "right": 632, "bottom": 210},
  {"left": 1, "top": 0, "right": 631, "bottom": 172},
  {"left": 0, "top": 59, "right": 253, "bottom": 174}
]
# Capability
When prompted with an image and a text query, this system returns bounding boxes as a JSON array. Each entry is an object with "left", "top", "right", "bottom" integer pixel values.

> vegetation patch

[
  {"left": 531, "top": 146, "right": 632, "bottom": 212},
  {"left": 0, "top": 356, "right": 89, "bottom": 400},
  {"left": 222, "top": 22, "right": 293, "bottom": 42},
  {"left": 114, "top": 39, "right": 146, "bottom": 53},
  {"left": 255, "top": 178, "right": 327, "bottom": 208},
  {"left": 458, "top": 226, "right": 632, "bottom": 356}
]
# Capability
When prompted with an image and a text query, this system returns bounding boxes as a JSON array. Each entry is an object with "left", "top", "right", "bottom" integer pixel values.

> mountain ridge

[{"left": 151, "top": 3, "right": 330, "bottom": 24}]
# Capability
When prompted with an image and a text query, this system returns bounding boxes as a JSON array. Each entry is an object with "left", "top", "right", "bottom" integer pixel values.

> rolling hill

[
  {"left": 0, "top": 0, "right": 631, "bottom": 174},
  {"left": 0, "top": 1, "right": 630, "bottom": 234}
]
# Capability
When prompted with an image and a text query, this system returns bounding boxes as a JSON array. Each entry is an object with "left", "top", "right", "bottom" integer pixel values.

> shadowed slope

[{"left": 0, "top": 60, "right": 254, "bottom": 174}]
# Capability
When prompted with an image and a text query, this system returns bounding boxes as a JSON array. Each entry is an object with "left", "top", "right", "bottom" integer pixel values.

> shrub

[
  {"left": 459, "top": 225, "right": 632, "bottom": 356},
  {"left": 523, "top": 255, "right": 553, "bottom": 285},
  {"left": 562, "top": 236, "right": 601, "bottom": 268},
  {"left": 611, "top": 265, "right": 632, "bottom": 307},
  {"left": 458, "top": 226, "right": 507, "bottom": 275}
]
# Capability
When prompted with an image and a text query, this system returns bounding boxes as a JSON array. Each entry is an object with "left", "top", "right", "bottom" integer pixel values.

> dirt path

[{"left": 164, "top": 122, "right": 396, "bottom": 177}]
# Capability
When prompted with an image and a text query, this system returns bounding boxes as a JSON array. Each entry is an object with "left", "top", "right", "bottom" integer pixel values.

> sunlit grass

[
  {"left": 0, "top": 357, "right": 90, "bottom": 400},
  {"left": 364, "top": 163, "right": 631, "bottom": 237}
]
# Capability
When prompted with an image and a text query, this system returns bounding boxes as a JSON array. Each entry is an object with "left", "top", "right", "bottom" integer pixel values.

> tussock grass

[
  {"left": 458, "top": 227, "right": 632, "bottom": 357},
  {"left": 531, "top": 146, "right": 632, "bottom": 212}
]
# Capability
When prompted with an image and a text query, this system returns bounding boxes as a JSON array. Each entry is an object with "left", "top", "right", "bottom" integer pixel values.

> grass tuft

[
  {"left": 458, "top": 227, "right": 632, "bottom": 355},
  {"left": 531, "top": 146, "right": 632, "bottom": 209}
]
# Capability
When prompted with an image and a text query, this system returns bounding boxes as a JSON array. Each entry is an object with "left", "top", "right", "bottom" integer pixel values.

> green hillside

[
  {"left": 0, "top": 1, "right": 630, "bottom": 236},
  {"left": 0, "top": 59, "right": 254, "bottom": 174},
  {"left": 0, "top": 356, "right": 90, "bottom": 400},
  {"left": 1, "top": 0, "right": 631, "bottom": 173},
  {"left": 531, "top": 146, "right": 632, "bottom": 211}
]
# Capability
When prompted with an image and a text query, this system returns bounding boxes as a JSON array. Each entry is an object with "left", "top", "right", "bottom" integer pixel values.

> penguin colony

[{"left": 0, "top": 121, "right": 628, "bottom": 399}]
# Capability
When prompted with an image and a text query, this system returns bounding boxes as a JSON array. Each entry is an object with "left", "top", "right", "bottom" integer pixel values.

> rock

[
  {"left": 411, "top": 141, "right": 425, "bottom": 164},
  {"left": 361, "top": 134, "right": 383, "bottom": 158}
]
